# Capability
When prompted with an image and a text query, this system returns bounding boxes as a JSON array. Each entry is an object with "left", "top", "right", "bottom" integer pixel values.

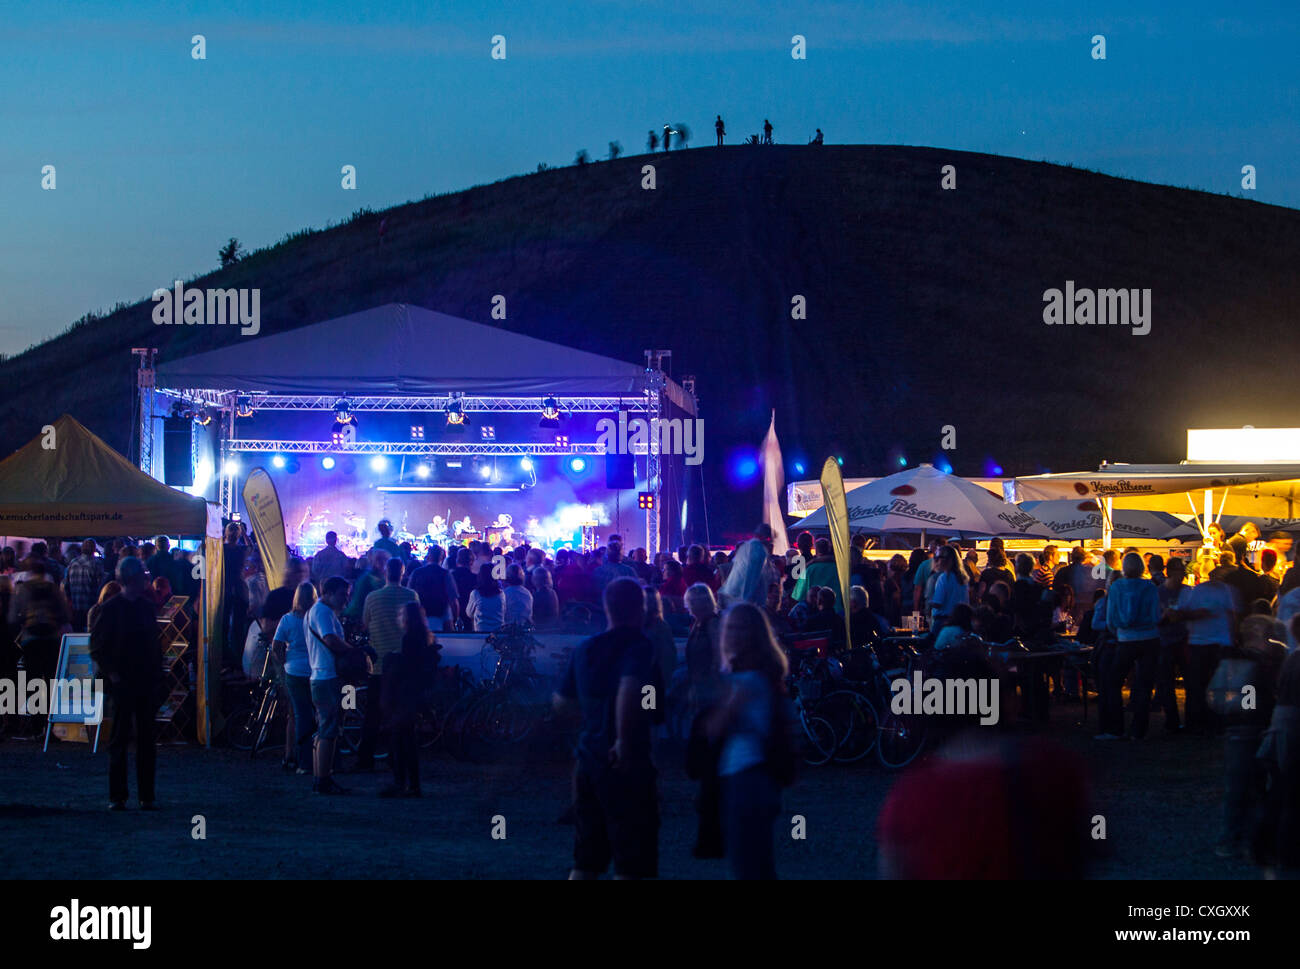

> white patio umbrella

[
  {"left": 795, "top": 464, "right": 1056, "bottom": 539},
  {"left": 1018, "top": 500, "right": 1200, "bottom": 542}
]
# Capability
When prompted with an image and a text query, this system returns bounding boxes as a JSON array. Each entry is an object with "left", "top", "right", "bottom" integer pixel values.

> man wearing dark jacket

[{"left": 90, "top": 557, "right": 163, "bottom": 811}]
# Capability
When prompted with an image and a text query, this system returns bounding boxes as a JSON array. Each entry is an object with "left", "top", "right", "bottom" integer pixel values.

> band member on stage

[{"left": 427, "top": 516, "right": 449, "bottom": 544}]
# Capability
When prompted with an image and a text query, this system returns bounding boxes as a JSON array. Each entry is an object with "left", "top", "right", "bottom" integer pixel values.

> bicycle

[
  {"left": 225, "top": 644, "right": 284, "bottom": 755},
  {"left": 455, "top": 624, "right": 560, "bottom": 762}
]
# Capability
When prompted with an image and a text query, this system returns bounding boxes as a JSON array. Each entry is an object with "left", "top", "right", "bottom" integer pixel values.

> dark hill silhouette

[{"left": 3, "top": 145, "right": 1298, "bottom": 541}]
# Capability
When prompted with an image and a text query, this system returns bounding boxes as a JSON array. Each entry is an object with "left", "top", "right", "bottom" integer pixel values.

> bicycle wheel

[
  {"left": 798, "top": 712, "right": 837, "bottom": 766},
  {"left": 821, "top": 690, "right": 878, "bottom": 764},
  {"left": 876, "top": 709, "right": 927, "bottom": 769},
  {"left": 226, "top": 706, "right": 257, "bottom": 751}
]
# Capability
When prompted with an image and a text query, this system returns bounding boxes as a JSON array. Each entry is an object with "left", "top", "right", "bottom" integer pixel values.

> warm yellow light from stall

[{"left": 1186, "top": 427, "right": 1300, "bottom": 464}]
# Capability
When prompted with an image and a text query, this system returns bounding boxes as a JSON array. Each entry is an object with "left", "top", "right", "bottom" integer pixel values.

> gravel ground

[{"left": 0, "top": 697, "right": 1261, "bottom": 880}]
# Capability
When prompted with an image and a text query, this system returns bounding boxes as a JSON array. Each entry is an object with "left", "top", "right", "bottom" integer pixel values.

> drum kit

[{"left": 296, "top": 507, "right": 370, "bottom": 556}]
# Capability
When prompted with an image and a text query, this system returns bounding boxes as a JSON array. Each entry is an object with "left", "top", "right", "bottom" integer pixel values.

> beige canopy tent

[
  {"left": 1008, "top": 464, "right": 1300, "bottom": 548},
  {"left": 0, "top": 414, "right": 224, "bottom": 744}
]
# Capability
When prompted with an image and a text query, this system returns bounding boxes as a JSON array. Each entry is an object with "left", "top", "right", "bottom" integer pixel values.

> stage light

[
  {"left": 410, "top": 424, "right": 425, "bottom": 441},
  {"left": 520, "top": 457, "right": 534, "bottom": 472},
  {"left": 271, "top": 455, "right": 286, "bottom": 469},
  {"left": 539, "top": 396, "right": 561, "bottom": 428},
  {"left": 836, "top": 456, "right": 844, "bottom": 467},
  {"left": 416, "top": 463, "right": 431, "bottom": 479},
  {"left": 321, "top": 456, "right": 336, "bottom": 470},
  {"left": 793, "top": 461, "right": 806, "bottom": 475},
  {"left": 480, "top": 425, "right": 496, "bottom": 441},
  {"left": 555, "top": 434, "right": 569, "bottom": 447},
  {"left": 479, "top": 464, "right": 492, "bottom": 479},
  {"left": 445, "top": 398, "right": 468, "bottom": 429},
  {"left": 570, "top": 457, "right": 586, "bottom": 473},
  {"left": 638, "top": 492, "right": 656, "bottom": 510},
  {"left": 992, "top": 464, "right": 1004, "bottom": 476},
  {"left": 898, "top": 456, "right": 907, "bottom": 467},
  {"left": 333, "top": 398, "right": 354, "bottom": 423},
  {"left": 235, "top": 394, "right": 254, "bottom": 419},
  {"left": 194, "top": 407, "right": 213, "bottom": 427},
  {"left": 222, "top": 458, "right": 241, "bottom": 476},
  {"left": 370, "top": 455, "right": 388, "bottom": 472},
  {"left": 444, "top": 458, "right": 463, "bottom": 469}
]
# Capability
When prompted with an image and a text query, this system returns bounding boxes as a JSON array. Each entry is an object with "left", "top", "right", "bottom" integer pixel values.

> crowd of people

[{"left": 8, "top": 513, "right": 1300, "bottom": 876}]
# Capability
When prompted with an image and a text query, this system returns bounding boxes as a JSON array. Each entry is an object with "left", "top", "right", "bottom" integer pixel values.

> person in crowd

[
  {"left": 684, "top": 583, "right": 723, "bottom": 713},
  {"left": 934, "top": 602, "right": 975, "bottom": 651},
  {"left": 643, "top": 588, "right": 678, "bottom": 719},
  {"left": 1223, "top": 538, "right": 1275, "bottom": 609},
  {"left": 981, "top": 539, "right": 1015, "bottom": 592},
  {"left": 451, "top": 547, "right": 476, "bottom": 621},
  {"left": 380, "top": 602, "right": 440, "bottom": 798},
  {"left": 881, "top": 554, "right": 908, "bottom": 627},
  {"left": 0, "top": 575, "right": 16, "bottom": 686},
  {"left": 629, "top": 547, "right": 655, "bottom": 585},
  {"left": 1098, "top": 553, "right": 1162, "bottom": 740},
  {"left": 531, "top": 567, "right": 560, "bottom": 628},
  {"left": 929, "top": 545, "right": 970, "bottom": 630},
  {"left": 658, "top": 559, "right": 688, "bottom": 603},
  {"left": 712, "top": 551, "right": 732, "bottom": 585},
  {"left": 86, "top": 581, "right": 121, "bottom": 632},
  {"left": 706, "top": 602, "right": 791, "bottom": 879},
  {"left": 1215, "top": 614, "right": 1286, "bottom": 858},
  {"left": 1258, "top": 549, "right": 1283, "bottom": 603},
  {"left": 145, "top": 536, "right": 176, "bottom": 589},
  {"left": 1278, "top": 577, "right": 1300, "bottom": 651},
  {"left": 311, "top": 531, "right": 351, "bottom": 586},
  {"left": 849, "top": 585, "right": 892, "bottom": 645},
  {"left": 1170, "top": 563, "right": 1239, "bottom": 736},
  {"left": 793, "top": 538, "right": 841, "bottom": 611},
  {"left": 222, "top": 523, "right": 249, "bottom": 670},
  {"left": 682, "top": 544, "right": 719, "bottom": 591},
  {"left": 9, "top": 560, "right": 72, "bottom": 691},
  {"left": 503, "top": 563, "right": 534, "bottom": 625},
  {"left": 1009, "top": 553, "right": 1050, "bottom": 644},
  {"left": 720, "top": 524, "right": 780, "bottom": 607},
  {"left": 593, "top": 541, "right": 637, "bottom": 594},
  {"left": 1147, "top": 553, "right": 1167, "bottom": 586},
  {"left": 1031, "top": 545, "right": 1060, "bottom": 587},
  {"left": 789, "top": 583, "right": 818, "bottom": 630},
  {"left": 406, "top": 544, "right": 460, "bottom": 631},
  {"left": 62, "top": 538, "right": 104, "bottom": 632},
  {"left": 151, "top": 575, "right": 173, "bottom": 608},
  {"left": 1155, "top": 557, "right": 1190, "bottom": 732},
  {"left": 802, "top": 587, "right": 840, "bottom": 639},
  {"left": 344, "top": 549, "right": 387, "bottom": 623},
  {"left": 273, "top": 582, "right": 318, "bottom": 774},
  {"left": 763, "top": 581, "right": 793, "bottom": 636},
  {"left": 371, "top": 519, "right": 401, "bottom": 558},
  {"left": 356, "top": 557, "right": 417, "bottom": 770},
  {"left": 1057, "top": 546, "right": 1100, "bottom": 627},
  {"left": 466, "top": 563, "right": 504, "bottom": 632},
  {"left": 553, "top": 577, "right": 660, "bottom": 879},
  {"left": 306, "top": 576, "right": 354, "bottom": 795},
  {"left": 89, "top": 558, "right": 162, "bottom": 810},
  {"left": 911, "top": 539, "right": 945, "bottom": 614}
]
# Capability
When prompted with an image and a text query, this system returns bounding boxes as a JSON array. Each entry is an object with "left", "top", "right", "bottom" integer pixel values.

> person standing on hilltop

[
  {"left": 811, "top": 128, "right": 823, "bottom": 145},
  {"left": 647, "top": 129, "right": 658, "bottom": 152},
  {"left": 663, "top": 124, "right": 672, "bottom": 152},
  {"left": 763, "top": 119, "right": 773, "bottom": 144},
  {"left": 715, "top": 115, "right": 725, "bottom": 146}
]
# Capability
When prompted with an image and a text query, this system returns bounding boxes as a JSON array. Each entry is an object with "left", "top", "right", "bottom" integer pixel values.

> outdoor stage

[{"left": 134, "top": 303, "right": 700, "bottom": 555}]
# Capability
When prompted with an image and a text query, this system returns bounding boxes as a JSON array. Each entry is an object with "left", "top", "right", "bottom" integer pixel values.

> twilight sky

[{"left": 2, "top": 0, "right": 1296, "bottom": 356}]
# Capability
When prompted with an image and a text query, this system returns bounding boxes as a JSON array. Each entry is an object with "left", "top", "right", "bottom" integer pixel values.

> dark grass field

[{"left": 0, "top": 694, "right": 1261, "bottom": 880}]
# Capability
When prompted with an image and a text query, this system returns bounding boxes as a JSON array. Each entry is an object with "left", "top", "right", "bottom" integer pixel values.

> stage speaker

[
  {"left": 605, "top": 454, "right": 635, "bottom": 489},
  {"left": 162, "top": 417, "right": 194, "bottom": 487}
]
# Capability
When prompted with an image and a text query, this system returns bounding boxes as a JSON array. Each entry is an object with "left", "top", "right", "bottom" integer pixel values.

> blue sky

[{"left": 2, "top": 0, "right": 1296, "bottom": 356}]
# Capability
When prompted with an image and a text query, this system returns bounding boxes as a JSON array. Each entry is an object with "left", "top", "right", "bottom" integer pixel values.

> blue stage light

[
  {"left": 321, "top": 456, "right": 336, "bottom": 470},
  {"left": 416, "top": 463, "right": 431, "bottom": 479},
  {"left": 520, "top": 457, "right": 534, "bottom": 472},
  {"left": 570, "top": 457, "right": 586, "bottom": 473},
  {"left": 370, "top": 455, "right": 388, "bottom": 472},
  {"left": 271, "top": 455, "right": 286, "bottom": 469},
  {"left": 793, "top": 461, "right": 805, "bottom": 475}
]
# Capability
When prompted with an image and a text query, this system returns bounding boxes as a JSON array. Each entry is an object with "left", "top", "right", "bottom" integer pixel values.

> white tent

[{"left": 796, "top": 464, "right": 1055, "bottom": 539}]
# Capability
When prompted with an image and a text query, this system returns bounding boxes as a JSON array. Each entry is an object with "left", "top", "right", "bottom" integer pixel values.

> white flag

[{"left": 762, "top": 410, "right": 790, "bottom": 555}]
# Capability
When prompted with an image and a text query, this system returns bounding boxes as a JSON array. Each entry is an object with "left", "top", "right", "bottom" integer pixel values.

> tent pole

[{"left": 1102, "top": 497, "right": 1113, "bottom": 551}]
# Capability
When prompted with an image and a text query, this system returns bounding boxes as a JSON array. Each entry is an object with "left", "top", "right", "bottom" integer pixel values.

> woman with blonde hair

[{"left": 707, "top": 602, "right": 791, "bottom": 879}]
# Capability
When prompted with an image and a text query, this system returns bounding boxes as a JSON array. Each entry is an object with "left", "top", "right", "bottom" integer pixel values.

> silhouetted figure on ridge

[
  {"left": 763, "top": 119, "right": 773, "bottom": 144},
  {"left": 715, "top": 115, "right": 725, "bottom": 146},
  {"left": 811, "top": 128, "right": 824, "bottom": 145},
  {"left": 647, "top": 129, "right": 658, "bottom": 152},
  {"left": 663, "top": 124, "right": 672, "bottom": 152}
]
